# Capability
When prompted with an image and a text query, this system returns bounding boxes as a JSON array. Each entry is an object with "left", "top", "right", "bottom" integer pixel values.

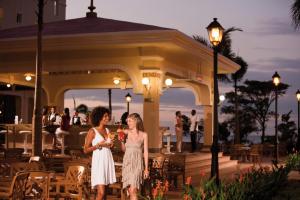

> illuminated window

[
  {"left": 16, "top": 13, "right": 22, "bottom": 24},
  {"left": 54, "top": 0, "right": 59, "bottom": 16}
]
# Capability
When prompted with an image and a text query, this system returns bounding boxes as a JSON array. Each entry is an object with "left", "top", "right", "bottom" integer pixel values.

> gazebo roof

[{"left": 0, "top": 16, "right": 173, "bottom": 39}]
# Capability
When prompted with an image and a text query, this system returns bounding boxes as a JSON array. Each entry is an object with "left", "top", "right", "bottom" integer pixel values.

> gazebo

[{"left": 0, "top": 8, "right": 239, "bottom": 152}]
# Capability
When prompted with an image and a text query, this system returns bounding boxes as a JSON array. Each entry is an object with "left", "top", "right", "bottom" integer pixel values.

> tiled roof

[{"left": 0, "top": 16, "right": 173, "bottom": 39}]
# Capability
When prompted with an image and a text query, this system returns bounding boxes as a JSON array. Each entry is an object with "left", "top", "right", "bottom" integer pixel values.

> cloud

[
  {"left": 249, "top": 19, "right": 300, "bottom": 36},
  {"left": 248, "top": 57, "right": 300, "bottom": 74}
]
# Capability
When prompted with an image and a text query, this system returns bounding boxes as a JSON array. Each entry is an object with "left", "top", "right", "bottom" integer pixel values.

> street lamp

[
  {"left": 207, "top": 18, "right": 224, "bottom": 185},
  {"left": 296, "top": 90, "right": 300, "bottom": 150},
  {"left": 272, "top": 71, "right": 280, "bottom": 165},
  {"left": 125, "top": 93, "right": 132, "bottom": 113}
]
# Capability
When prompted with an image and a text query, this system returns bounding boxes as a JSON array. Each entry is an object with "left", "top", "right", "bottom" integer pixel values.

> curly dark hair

[{"left": 90, "top": 106, "right": 110, "bottom": 127}]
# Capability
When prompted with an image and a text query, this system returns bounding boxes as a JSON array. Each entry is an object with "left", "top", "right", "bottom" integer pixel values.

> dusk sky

[{"left": 64, "top": 0, "right": 300, "bottom": 137}]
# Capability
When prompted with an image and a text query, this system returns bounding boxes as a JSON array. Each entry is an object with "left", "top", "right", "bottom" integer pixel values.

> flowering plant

[
  {"left": 139, "top": 180, "right": 169, "bottom": 200},
  {"left": 183, "top": 163, "right": 292, "bottom": 200}
]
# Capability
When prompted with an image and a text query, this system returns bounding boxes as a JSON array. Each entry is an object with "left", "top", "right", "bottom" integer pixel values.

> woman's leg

[
  {"left": 128, "top": 186, "right": 138, "bottom": 200},
  {"left": 96, "top": 185, "right": 106, "bottom": 200}
]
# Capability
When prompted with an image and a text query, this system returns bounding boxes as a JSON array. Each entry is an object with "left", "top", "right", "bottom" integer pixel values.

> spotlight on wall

[{"left": 142, "top": 77, "right": 150, "bottom": 91}]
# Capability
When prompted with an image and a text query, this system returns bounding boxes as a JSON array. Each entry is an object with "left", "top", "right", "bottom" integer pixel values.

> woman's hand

[{"left": 143, "top": 169, "right": 149, "bottom": 179}]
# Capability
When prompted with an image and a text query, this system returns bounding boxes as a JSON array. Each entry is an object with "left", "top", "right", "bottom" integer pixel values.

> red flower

[
  {"left": 164, "top": 180, "right": 169, "bottom": 192},
  {"left": 200, "top": 170, "right": 206, "bottom": 177},
  {"left": 152, "top": 188, "right": 158, "bottom": 198},
  {"left": 183, "top": 194, "right": 191, "bottom": 200},
  {"left": 185, "top": 176, "right": 192, "bottom": 185}
]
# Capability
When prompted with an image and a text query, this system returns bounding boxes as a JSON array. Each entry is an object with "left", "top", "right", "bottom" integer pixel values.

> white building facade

[{"left": 0, "top": 0, "right": 66, "bottom": 29}]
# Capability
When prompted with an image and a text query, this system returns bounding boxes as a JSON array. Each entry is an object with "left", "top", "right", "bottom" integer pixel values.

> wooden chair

[
  {"left": 108, "top": 164, "right": 125, "bottom": 200},
  {"left": 150, "top": 155, "right": 166, "bottom": 181},
  {"left": 0, "top": 171, "right": 30, "bottom": 200},
  {"left": 249, "top": 144, "right": 263, "bottom": 164},
  {"left": 25, "top": 171, "right": 51, "bottom": 200},
  {"left": 166, "top": 155, "right": 185, "bottom": 189},
  {"left": 63, "top": 159, "right": 91, "bottom": 194},
  {"left": 69, "top": 149, "right": 90, "bottom": 160},
  {"left": 50, "top": 165, "right": 87, "bottom": 200},
  {"left": 230, "top": 144, "right": 244, "bottom": 160}
]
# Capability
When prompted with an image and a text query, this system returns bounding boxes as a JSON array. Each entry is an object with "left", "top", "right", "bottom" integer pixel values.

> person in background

[
  {"left": 175, "top": 111, "right": 183, "bottom": 153},
  {"left": 120, "top": 112, "right": 129, "bottom": 125},
  {"left": 72, "top": 111, "right": 81, "bottom": 125},
  {"left": 46, "top": 106, "right": 60, "bottom": 149},
  {"left": 84, "top": 106, "right": 116, "bottom": 200},
  {"left": 118, "top": 113, "right": 149, "bottom": 200},
  {"left": 189, "top": 109, "right": 200, "bottom": 152},
  {"left": 42, "top": 106, "right": 48, "bottom": 127},
  {"left": 55, "top": 108, "right": 71, "bottom": 147},
  {"left": 48, "top": 107, "right": 60, "bottom": 125},
  {"left": 59, "top": 108, "right": 71, "bottom": 131}
]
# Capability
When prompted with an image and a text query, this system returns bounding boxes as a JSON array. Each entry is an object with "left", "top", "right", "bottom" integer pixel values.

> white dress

[{"left": 91, "top": 128, "right": 116, "bottom": 187}]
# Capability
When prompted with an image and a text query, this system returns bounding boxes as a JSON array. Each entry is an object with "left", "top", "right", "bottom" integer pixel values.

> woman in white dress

[{"left": 84, "top": 106, "right": 116, "bottom": 200}]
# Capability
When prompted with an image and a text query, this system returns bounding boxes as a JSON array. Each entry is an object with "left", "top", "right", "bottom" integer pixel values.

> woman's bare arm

[
  {"left": 84, "top": 129, "right": 98, "bottom": 154},
  {"left": 143, "top": 132, "right": 149, "bottom": 178}
]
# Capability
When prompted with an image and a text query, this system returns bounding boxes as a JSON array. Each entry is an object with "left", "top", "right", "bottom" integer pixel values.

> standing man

[
  {"left": 175, "top": 111, "right": 183, "bottom": 153},
  {"left": 72, "top": 111, "right": 81, "bottom": 125},
  {"left": 48, "top": 107, "right": 60, "bottom": 125},
  {"left": 47, "top": 107, "right": 60, "bottom": 148},
  {"left": 189, "top": 110, "right": 199, "bottom": 152}
]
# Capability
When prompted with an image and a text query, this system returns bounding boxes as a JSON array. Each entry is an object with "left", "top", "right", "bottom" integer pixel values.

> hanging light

[
  {"left": 113, "top": 77, "right": 120, "bottom": 85},
  {"left": 6, "top": 83, "right": 11, "bottom": 88},
  {"left": 25, "top": 74, "right": 32, "bottom": 81}
]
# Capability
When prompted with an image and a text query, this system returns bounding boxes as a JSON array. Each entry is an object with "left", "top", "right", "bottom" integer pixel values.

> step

[
  {"left": 185, "top": 156, "right": 231, "bottom": 170},
  {"left": 186, "top": 160, "right": 238, "bottom": 176},
  {"left": 184, "top": 152, "right": 223, "bottom": 163},
  {"left": 189, "top": 163, "right": 252, "bottom": 186}
]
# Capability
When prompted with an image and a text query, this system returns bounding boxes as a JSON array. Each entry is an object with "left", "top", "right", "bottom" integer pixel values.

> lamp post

[
  {"left": 206, "top": 18, "right": 224, "bottom": 185},
  {"left": 125, "top": 93, "right": 132, "bottom": 113},
  {"left": 272, "top": 71, "right": 280, "bottom": 165},
  {"left": 296, "top": 90, "right": 300, "bottom": 150}
]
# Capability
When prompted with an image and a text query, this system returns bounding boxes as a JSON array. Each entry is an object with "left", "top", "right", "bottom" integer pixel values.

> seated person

[{"left": 55, "top": 108, "right": 71, "bottom": 147}]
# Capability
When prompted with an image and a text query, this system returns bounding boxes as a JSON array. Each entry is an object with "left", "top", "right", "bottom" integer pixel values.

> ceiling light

[{"left": 25, "top": 74, "right": 32, "bottom": 81}]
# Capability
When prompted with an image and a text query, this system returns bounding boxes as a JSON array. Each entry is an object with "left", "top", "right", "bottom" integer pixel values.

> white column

[{"left": 142, "top": 70, "right": 162, "bottom": 152}]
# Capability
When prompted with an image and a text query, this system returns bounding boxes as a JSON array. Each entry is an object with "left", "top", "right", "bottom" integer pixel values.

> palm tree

[
  {"left": 291, "top": 0, "right": 300, "bottom": 30},
  {"left": 193, "top": 27, "right": 248, "bottom": 144}
]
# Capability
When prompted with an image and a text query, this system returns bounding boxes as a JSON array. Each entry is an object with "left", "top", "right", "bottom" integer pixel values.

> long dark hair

[{"left": 128, "top": 113, "right": 144, "bottom": 132}]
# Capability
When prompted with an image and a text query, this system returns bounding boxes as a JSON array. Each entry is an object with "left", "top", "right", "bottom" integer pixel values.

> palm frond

[
  {"left": 193, "top": 35, "right": 211, "bottom": 47},
  {"left": 291, "top": 0, "right": 300, "bottom": 29}
]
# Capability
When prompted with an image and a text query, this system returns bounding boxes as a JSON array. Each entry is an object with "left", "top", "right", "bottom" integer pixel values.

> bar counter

[{"left": 0, "top": 124, "right": 124, "bottom": 150}]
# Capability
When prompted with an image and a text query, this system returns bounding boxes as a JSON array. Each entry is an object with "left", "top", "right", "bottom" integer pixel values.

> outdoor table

[{"left": 163, "top": 131, "right": 174, "bottom": 154}]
